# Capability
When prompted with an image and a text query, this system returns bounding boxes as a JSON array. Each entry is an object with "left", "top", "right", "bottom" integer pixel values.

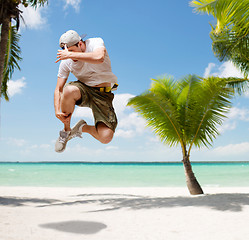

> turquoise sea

[{"left": 0, "top": 162, "right": 249, "bottom": 187}]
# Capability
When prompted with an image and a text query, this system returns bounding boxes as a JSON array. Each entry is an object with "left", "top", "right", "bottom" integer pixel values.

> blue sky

[{"left": 1, "top": 0, "right": 249, "bottom": 162}]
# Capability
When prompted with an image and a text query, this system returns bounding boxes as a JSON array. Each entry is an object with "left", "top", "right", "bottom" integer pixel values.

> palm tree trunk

[
  {"left": 182, "top": 156, "right": 204, "bottom": 195},
  {"left": 0, "top": 16, "right": 10, "bottom": 98}
]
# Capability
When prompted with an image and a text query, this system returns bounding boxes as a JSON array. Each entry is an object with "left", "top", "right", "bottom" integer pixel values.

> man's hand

[
  {"left": 55, "top": 44, "right": 69, "bottom": 63},
  {"left": 55, "top": 111, "right": 71, "bottom": 124}
]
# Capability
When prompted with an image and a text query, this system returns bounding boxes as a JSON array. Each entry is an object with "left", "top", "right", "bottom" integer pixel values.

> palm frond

[
  {"left": 191, "top": 0, "right": 249, "bottom": 78},
  {"left": 191, "top": 0, "right": 249, "bottom": 35},
  {"left": 190, "top": 0, "right": 217, "bottom": 15},
  {"left": 127, "top": 77, "right": 185, "bottom": 148},
  {"left": 211, "top": 30, "right": 249, "bottom": 75},
  {"left": 225, "top": 77, "right": 249, "bottom": 95},
  {"left": 176, "top": 75, "right": 205, "bottom": 145},
  {"left": 128, "top": 75, "right": 234, "bottom": 157},
  {"left": 2, "top": 24, "right": 22, "bottom": 100},
  {"left": 23, "top": 0, "right": 48, "bottom": 8},
  {"left": 188, "top": 76, "right": 233, "bottom": 152}
]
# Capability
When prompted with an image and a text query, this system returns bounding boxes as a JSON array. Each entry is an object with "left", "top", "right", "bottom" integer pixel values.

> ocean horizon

[{"left": 0, "top": 161, "right": 249, "bottom": 188}]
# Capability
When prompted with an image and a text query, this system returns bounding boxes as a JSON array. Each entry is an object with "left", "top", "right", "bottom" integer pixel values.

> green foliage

[
  {"left": 190, "top": 0, "right": 216, "bottom": 15},
  {"left": 190, "top": 0, "right": 249, "bottom": 76},
  {"left": 211, "top": 30, "right": 249, "bottom": 75},
  {"left": 190, "top": 0, "right": 249, "bottom": 35},
  {"left": 2, "top": 25, "right": 22, "bottom": 100},
  {"left": 21, "top": 0, "right": 48, "bottom": 8},
  {"left": 0, "top": 0, "right": 48, "bottom": 99},
  {"left": 127, "top": 75, "right": 233, "bottom": 156},
  {"left": 225, "top": 77, "right": 249, "bottom": 95}
]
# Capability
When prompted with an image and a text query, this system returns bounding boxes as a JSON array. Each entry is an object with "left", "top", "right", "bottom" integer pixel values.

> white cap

[{"left": 59, "top": 30, "right": 86, "bottom": 48}]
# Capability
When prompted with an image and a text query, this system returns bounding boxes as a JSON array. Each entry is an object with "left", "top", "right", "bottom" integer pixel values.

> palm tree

[
  {"left": 1, "top": 25, "right": 22, "bottom": 100},
  {"left": 0, "top": 0, "right": 48, "bottom": 100},
  {"left": 127, "top": 75, "right": 234, "bottom": 195},
  {"left": 190, "top": 0, "right": 249, "bottom": 76}
]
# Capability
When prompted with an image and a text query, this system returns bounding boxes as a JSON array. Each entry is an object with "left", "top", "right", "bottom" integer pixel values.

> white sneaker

[
  {"left": 55, "top": 130, "right": 70, "bottom": 153},
  {"left": 69, "top": 120, "right": 87, "bottom": 140},
  {"left": 55, "top": 120, "right": 87, "bottom": 153}
]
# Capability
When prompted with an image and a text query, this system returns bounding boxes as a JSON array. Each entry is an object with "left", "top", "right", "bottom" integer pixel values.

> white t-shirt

[{"left": 57, "top": 38, "right": 118, "bottom": 87}]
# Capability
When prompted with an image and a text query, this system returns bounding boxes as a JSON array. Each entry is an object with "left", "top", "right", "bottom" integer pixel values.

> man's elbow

[
  {"left": 95, "top": 48, "right": 106, "bottom": 63},
  {"left": 98, "top": 55, "right": 105, "bottom": 63},
  {"left": 94, "top": 54, "right": 105, "bottom": 63},
  {"left": 93, "top": 55, "right": 104, "bottom": 64}
]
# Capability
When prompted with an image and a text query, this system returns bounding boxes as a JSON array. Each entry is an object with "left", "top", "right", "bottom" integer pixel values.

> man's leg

[
  {"left": 65, "top": 82, "right": 117, "bottom": 145},
  {"left": 82, "top": 122, "right": 114, "bottom": 144},
  {"left": 60, "top": 85, "right": 81, "bottom": 131},
  {"left": 55, "top": 85, "right": 82, "bottom": 153}
]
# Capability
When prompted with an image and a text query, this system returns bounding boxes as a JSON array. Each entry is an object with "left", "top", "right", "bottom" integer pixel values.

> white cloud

[
  {"left": 19, "top": 5, "right": 47, "bottom": 30},
  {"left": 66, "top": 143, "right": 102, "bottom": 155},
  {"left": 115, "top": 129, "right": 135, "bottom": 138},
  {"left": 148, "top": 136, "right": 160, "bottom": 143},
  {"left": 204, "top": 61, "right": 244, "bottom": 78},
  {"left": 212, "top": 142, "right": 249, "bottom": 156},
  {"left": 63, "top": 0, "right": 81, "bottom": 12},
  {"left": 74, "top": 107, "right": 93, "bottom": 119},
  {"left": 218, "top": 61, "right": 244, "bottom": 78},
  {"left": 30, "top": 145, "right": 38, "bottom": 149},
  {"left": 228, "top": 107, "right": 249, "bottom": 121},
  {"left": 114, "top": 94, "right": 146, "bottom": 138},
  {"left": 118, "top": 112, "right": 146, "bottom": 134},
  {"left": 5, "top": 137, "right": 52, "bottom": 158},
  {"left": 7, "top": 138, "right": 26, "bottom": 147},
  {"left": 217, "top": 121, "right": 236, "bottom": 133},
  {"left": 217, "top": 107, "right": 249, "bottom": 133},
  {"left": 113, "top": 93, "right": 135, "bottom": 117},
  {"left": 7, "top": 77, "right": 26, "bottom": 97},
  {"left": 40, "top": 144, "right": 50, "bottom": 149},
  {"left": 105, "top": 145, "right": 119, "bottom": 150},
  {"left": 203, "top": 63, "right": 216, "bottom": 78}
]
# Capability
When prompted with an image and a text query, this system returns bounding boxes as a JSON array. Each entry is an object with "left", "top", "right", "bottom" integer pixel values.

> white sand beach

[{"left": 1, "top": 186, "right": 249, "bottom": 240}]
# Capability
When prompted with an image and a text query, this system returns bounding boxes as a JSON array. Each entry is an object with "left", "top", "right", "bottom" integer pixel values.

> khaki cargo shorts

[{"left": 67, "top": 81, "right": 118, "bottom": 132}]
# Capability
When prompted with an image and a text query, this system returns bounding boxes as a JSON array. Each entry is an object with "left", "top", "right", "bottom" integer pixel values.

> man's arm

[
  {"left": 54, "top": 77, "right": 70, "bottom": 123},
  {"left": 56, "top": 45, "right": 106, "bottom": 64}
]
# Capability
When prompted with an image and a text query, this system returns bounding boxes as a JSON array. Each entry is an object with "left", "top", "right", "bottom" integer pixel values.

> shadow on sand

[
  {"left": 0, "top": 196, "right": 58, "bottom": 206},
  {"left": 1, "top": 192, "right": 249, "bottom": 212},
  {"left": 39, "top": 220, "right": 107, "bottom": 235}
]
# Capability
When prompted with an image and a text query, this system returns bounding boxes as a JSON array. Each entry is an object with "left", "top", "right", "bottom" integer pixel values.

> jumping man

[{"left": 54, "top": 30, "right": 118, "bottom": 153}]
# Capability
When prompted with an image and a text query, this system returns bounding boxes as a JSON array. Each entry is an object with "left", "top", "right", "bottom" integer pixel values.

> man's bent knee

[
  {"left": 100, "top": 135, "right": 113, "bottom": 144},
  {"left": 97, "top": 123, "right": 114, "bottom": 144},
  {"left": 62, "top": 85, "right": 81, "bottom": 101}
]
